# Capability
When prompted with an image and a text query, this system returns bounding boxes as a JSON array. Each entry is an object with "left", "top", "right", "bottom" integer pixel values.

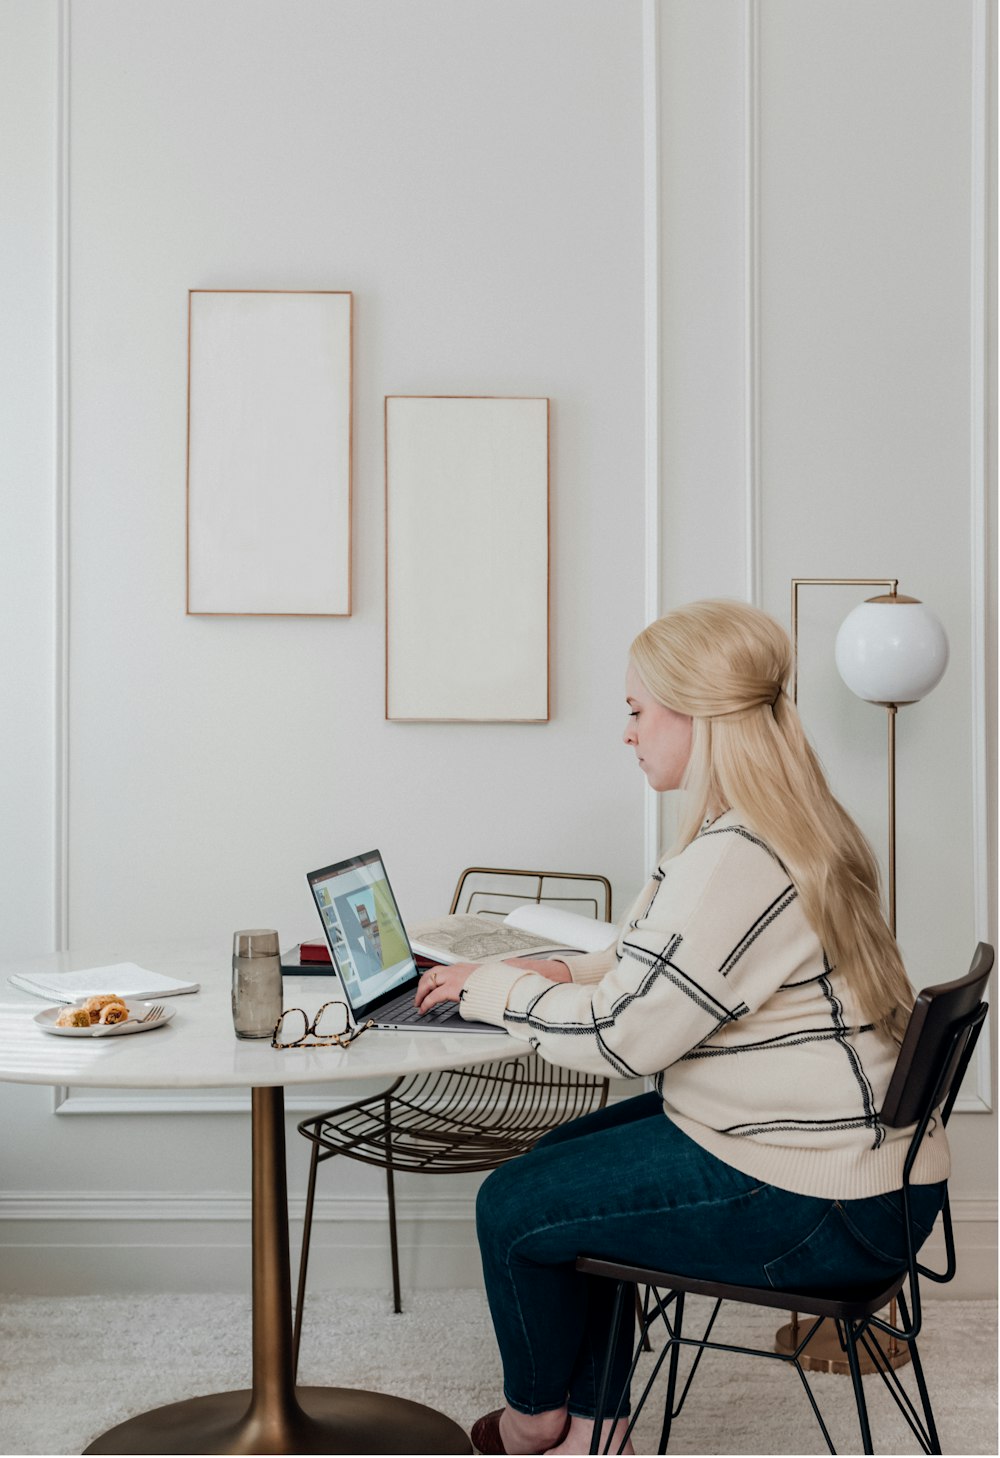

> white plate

[{"left": 34, "top": 1001, "right": 176, "bottom": 1038}]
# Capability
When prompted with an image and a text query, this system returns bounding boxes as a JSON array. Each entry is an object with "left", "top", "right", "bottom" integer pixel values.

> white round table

[{"left": 0, "top": 946, "right": 526, "bottom": 1455}]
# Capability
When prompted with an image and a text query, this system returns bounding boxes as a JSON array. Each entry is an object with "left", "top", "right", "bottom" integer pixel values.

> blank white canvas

[
  {"left": 187, "top": 291, "right": 352, "bottom": 614},
  {"left": 386, "top": 396, "right": 549, "bottom": 721}
]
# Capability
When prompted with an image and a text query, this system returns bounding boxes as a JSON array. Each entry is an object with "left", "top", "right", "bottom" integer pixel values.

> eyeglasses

[{"left": 271, "top": 1001, "right": 373, "bottom": 1050}]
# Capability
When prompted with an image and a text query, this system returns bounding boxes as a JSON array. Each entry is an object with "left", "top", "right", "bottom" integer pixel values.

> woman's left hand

[{"left": 414, "top": 962, "right": 479, "bottom": 1015}]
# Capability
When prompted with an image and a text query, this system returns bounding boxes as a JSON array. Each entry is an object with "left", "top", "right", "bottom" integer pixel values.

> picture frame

[
  {"left": 186, "top": 289, "right": 353, "bottom": 616},
  {"left": 384, "top": 395, "right": 550, "bottom": 722}
]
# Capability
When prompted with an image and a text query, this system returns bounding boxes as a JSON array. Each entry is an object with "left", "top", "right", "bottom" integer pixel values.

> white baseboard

[{"left": 0, "top": 1191, "right": 995, "bottom": 1300}]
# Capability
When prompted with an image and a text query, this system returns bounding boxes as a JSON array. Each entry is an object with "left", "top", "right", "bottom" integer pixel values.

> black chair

[
  {"left": 577, "top": 943, "right": 993, "bottom": 1456},
  {"left": 292, "top": 867, "right": 613, "bottom": 1378}
]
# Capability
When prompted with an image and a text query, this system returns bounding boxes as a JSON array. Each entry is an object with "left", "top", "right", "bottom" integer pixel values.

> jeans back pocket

[{"left": 763, "top": 1203, "right": 900, "bottom": 1292}]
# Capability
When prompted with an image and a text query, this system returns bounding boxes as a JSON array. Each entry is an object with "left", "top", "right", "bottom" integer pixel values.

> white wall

[
  {"left": 1, "top": 0, "right": 995, "bottom": 1298},
  {"left": 655, "top": 0, "right": 996, "bottom": 1293},
  {"left": 0, "top": 0, "right": 59, "bottom": 957},
  {"left": 1, "top": 0, "right": 649, "bottom": 1294}
]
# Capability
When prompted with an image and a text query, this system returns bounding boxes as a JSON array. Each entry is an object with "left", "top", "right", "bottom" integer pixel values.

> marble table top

[{"left": 0, "top": 943, "right": 523, "bottom": 1088}]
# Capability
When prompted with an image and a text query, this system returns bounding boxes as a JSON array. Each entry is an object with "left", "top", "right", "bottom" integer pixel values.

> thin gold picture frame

[
  {"left": 185, "top": 289, "right": 354, "bottom": 617},
  {"left": 384, "top": 394, "right": 551, "bottom": 723}
]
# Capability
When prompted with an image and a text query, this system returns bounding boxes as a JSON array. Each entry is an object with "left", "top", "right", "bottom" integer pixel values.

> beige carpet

[{"left": 0, "top": 1289, "right": 994, "bottom": 1455}]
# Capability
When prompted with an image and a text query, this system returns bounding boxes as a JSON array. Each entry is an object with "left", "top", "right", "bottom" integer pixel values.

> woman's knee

[{"left": 476, "top": 1158, "right": 527, "bottom": 1245}]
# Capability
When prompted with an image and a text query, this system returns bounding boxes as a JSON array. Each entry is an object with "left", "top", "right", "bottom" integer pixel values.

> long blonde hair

[{"left": 630, "top": 599, "right": 913, "bottom": 1038}]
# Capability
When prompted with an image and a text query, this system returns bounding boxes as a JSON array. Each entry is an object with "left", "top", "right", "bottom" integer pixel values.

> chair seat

[
  {"left": 300, "top": 1060, "right": 609, "bottom": 1175},
  {"left": 575, "top": 1254, "right": 905, "bottom": 1320}
]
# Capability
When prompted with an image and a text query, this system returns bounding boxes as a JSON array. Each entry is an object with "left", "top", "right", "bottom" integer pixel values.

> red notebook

[{"left": 298, "top": 938, "right": 332, "bottom": 964}]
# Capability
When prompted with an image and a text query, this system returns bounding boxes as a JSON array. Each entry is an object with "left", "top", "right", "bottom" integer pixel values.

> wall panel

[{"left": 654, "top": 0, "right": 996, "bottom": 1277}]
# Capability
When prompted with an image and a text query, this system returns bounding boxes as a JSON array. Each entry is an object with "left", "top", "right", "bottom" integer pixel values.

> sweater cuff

[
  {"left": 459, "top": 963, "right": 530, "bottom": 1026},
  {"left": 564, "top": 946, "right": 617, "bottom": 986}
]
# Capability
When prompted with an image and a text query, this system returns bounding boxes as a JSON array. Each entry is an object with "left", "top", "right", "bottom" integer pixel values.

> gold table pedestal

[
  {"left": 82, "top": 1386, "right": 469, "bottom": 1456},
  {"left": 84, "top": 1086, "right": 470, "bottom": 1456},
  {"left": 775, "top": 1315, "right": 911, "bottom": 1376}
]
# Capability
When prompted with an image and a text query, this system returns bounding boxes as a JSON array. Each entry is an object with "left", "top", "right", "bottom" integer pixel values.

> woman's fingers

[
  {"left": 414, "top": 963, "right": 476, "bottom": 1013},
  {"left": 414, "top": 965, "right": 454, "bottom": 1011},
  {"left": 417, "top": 984, "right": 455, "bottom": 1014},
  {"left": 413, "top": 970, "right": 440, "bottom": 1011}
]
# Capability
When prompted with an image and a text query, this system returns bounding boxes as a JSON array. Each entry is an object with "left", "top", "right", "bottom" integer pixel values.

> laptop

[{"left": 306, "top": 849, "right": 499, "bottom": 1034}]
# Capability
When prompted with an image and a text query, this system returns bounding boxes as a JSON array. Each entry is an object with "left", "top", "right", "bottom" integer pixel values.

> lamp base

[{"left": 774, "top": 1317, "right": 911, "bottom": 1374}]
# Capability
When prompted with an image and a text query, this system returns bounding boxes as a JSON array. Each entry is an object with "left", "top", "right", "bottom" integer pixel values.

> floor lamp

[{"left": 774, "top": 578, "right": 949, "bottom": 1375}]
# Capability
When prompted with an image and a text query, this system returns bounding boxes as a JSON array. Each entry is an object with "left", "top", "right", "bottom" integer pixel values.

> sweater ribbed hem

[
  {"left": 666, "top": 1108, "right": 950, "bottom": 1201},
  {"left": 459, "top": 963, "right": 527, "bottom": 1027}
]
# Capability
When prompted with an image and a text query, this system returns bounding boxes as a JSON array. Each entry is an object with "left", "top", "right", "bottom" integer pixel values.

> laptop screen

[{"left": 306, "top": 850, "right": 419, "bottom": 1018}]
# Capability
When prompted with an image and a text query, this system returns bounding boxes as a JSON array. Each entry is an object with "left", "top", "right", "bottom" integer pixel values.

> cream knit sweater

[{"left": 459, "top": 812, "right": 949, "bottom": 1200}]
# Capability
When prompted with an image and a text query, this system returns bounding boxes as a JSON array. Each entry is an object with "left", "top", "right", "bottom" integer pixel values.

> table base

[
  {"left": 83, "top": 1386, "right": 471, "bottom": 1455},
  {"left": 775, "top": 1317, "right": 910, "bottom": 1374}
]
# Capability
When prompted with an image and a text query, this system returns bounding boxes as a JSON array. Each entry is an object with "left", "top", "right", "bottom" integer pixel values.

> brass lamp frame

[{"left": 776, "top": 577, "right": 912, "bottom": 1376}]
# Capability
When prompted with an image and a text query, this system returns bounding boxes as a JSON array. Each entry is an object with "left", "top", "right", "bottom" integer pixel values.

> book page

[
  {"left": 504, "top": 903, "right": 617, "bottom": 953},
  {"left": 408, "top": 915, "right": 572, "bottom": 965}
]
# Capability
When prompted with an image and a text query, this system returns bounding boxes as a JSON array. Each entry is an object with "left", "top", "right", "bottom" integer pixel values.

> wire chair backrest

[
  {"left": 881, "top": 942, "right": 993, "bottom": 1131},
  {"left": 449, "top": 867, "right": 613, "bottom": 922}
]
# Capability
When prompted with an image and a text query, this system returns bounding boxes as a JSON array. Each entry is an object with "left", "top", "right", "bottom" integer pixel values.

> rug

[{"left": 0, "top": 1290, "right": 994, "bottom": 1455}]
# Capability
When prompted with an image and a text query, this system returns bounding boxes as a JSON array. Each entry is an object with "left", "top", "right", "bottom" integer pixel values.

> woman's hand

[
  {"left": 502, "top": 957, "right": 573, "bottom": 983},
  {"left": 414, "top": 962, "right": 479, "bottom": 1015}
]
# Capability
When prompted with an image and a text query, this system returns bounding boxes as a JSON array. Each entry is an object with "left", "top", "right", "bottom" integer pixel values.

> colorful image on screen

[{"left": 310, "top": 852, "right": 416, "bottom": 1008}]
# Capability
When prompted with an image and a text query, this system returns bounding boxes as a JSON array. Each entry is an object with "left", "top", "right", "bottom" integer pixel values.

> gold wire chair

[{"left": 292, "top": 868, "right": 614, "bottom": 1374}]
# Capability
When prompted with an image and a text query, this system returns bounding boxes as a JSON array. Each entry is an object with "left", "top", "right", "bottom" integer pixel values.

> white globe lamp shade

[{"left": 834, "top": 596, "right": 949, "bottom": 705}]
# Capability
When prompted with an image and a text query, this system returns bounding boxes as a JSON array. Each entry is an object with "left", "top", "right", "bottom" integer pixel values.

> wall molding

[
  {"left": 743, "top": 0, "right": 761, "bottom": 608},
  {"left": 2, "top": 1191, "right": 992, "bottom": 1298},
  {"left": 1, "top": 1188, "right": 994, "bottom": 1228},
  {"left": 52, "top": 1082, "right": 636, "bottom": 1117},
  {"left": 52, "top": 1084, "right": 361, "bottom": 1115},
  {"left": 961, "top": 0, "right": 994, "bottom": 1116},
  {"left": 54, "top": 0, "right": 70, "bottom": 952},
  {"left": 642, "top": 0, "right": 662, "bottom": 872}
]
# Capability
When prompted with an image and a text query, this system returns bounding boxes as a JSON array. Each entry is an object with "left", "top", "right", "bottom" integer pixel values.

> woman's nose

[{"left": 623, "top": 721, "right": 635, "bottom": 745}]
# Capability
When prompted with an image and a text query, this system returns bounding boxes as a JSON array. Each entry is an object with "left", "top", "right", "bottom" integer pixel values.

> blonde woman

[{"left": 415, "top": 600, "right": 948, "bottom": 1457}]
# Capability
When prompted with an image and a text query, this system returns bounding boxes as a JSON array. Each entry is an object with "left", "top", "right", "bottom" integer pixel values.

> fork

[{"left": 92, "top": 1003, "right": 166, "bottom": 1036}]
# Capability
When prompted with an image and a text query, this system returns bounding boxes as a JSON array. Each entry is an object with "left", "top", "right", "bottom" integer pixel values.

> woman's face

[{"left": 624, "top": 663, "right": 693, "bottom": 792}]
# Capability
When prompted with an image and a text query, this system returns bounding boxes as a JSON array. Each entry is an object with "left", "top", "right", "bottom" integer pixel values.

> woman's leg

[
  {"left": 476, "top": 1108, "right": 771, "bottom": 1445},
  {"left": 477, "top": 1108, "right": 932, "bottom": 1451},
  {"left": 475, "top": 1093, "right": 663, "bottom": 1452}
]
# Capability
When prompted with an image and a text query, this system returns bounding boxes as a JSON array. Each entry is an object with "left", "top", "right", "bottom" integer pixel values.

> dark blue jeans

[{"left": 475, "top": 1092, "right": 944, "bottom": 1417}]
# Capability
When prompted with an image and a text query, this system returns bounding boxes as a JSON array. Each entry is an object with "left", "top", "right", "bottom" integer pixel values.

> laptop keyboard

[{"left": 378, "top": 992, "right": 461, "bottom": 1026}]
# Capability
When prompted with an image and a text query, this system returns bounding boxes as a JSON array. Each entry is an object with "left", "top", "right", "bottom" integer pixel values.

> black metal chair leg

[
  {"left": 658, "top": 1289, "right": 684, "bottom": 1454},
  {"left": 636, "top": 1285, "right": 652, "bottom": 1352},
  {"left": 591, "top": 1280, "right": 628, "bottom": 1455},
  {"left": 844, "top": 1320, "right": 875, "bottom": 1455},
  {"left": 898, "top": 1291, "right": 942, "bottom": 1454},
  {"left": 384, "top": 1095, "right": 402, "bottom": 1313},
  {"left": 292, "top": 1138, "right": 322, "bottom": 1380}
]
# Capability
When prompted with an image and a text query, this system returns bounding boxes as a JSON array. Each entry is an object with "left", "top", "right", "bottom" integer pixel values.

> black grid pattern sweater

[{"left": 459, "top": 811, "right": 949, "bottom": 1200}]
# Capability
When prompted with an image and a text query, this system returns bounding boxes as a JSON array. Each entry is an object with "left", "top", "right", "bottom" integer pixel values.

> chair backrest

[
  {"left": 880, "top": 942, "right": 993, "bottom": 1130},
  {"left": 449, "top": 866, "right": 613, "bottom": 922}
]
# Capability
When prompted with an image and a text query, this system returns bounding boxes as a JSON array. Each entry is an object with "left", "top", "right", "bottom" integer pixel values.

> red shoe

[{"left": 470, "top": 1408, "right": 571, "bottom": 1455}]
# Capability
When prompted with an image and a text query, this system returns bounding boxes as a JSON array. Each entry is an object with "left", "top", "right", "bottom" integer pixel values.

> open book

[{"left": 409, "top": 902, "right": 617, "bottom": 966}]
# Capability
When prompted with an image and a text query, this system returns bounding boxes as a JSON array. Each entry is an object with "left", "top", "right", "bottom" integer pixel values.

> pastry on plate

[
  {"left": 97, "top": 1001, "right": 129, "bottom": 1025},
  {"left": 54, "top": 1006, "right": 92, "bottom": 1028},
  {"left": 83, "top": 994, "right": 123, "bottom": 1023}
]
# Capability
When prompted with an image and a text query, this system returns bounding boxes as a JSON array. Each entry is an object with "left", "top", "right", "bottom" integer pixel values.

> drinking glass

[{"left": 232, "top": 929, "right": 282, "bottom": 1039}]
